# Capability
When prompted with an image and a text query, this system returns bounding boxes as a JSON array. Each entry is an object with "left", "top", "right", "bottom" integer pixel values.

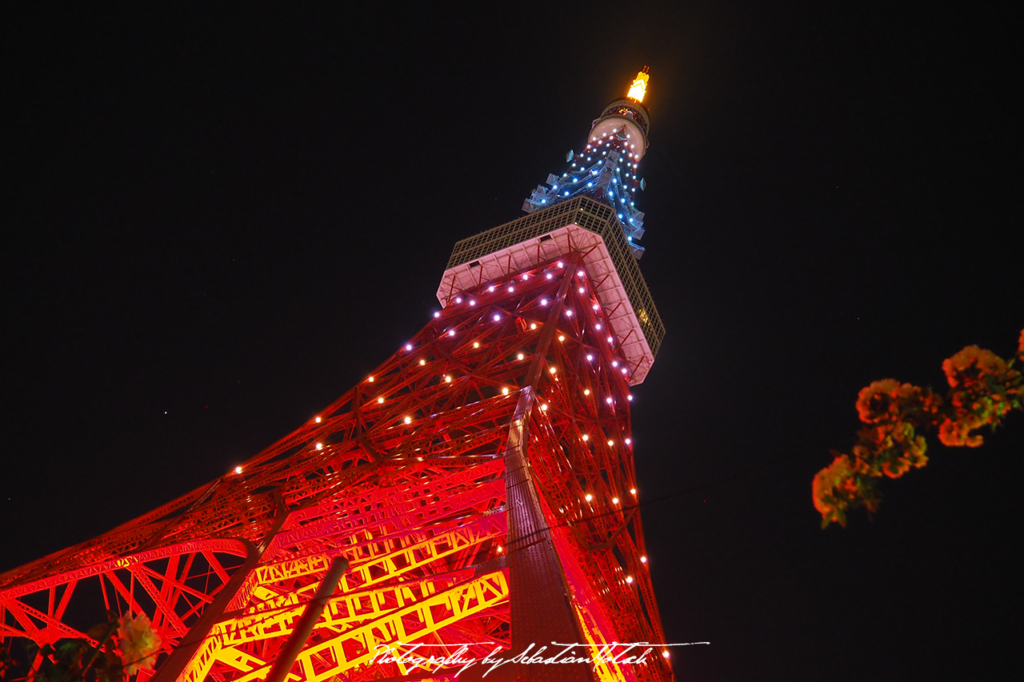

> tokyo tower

[{"left": 1, "top": 70, "right": 670, "bottom": 682}]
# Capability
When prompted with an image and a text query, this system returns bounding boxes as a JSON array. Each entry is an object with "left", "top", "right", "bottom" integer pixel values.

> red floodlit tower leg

[{"left": 488, "top": 265, "right": 593, "bottom": 682}]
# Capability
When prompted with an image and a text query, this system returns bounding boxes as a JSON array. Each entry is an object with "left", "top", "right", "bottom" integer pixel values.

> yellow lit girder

[
  {"left": 180, "top": 512, "right": 507, "bottom": 682},
  {"left": 219, "top": 571, "right": 474, "bottom": 648},
  {"left": 285, "top": 570, "right": 508, "bottom": 681},
  {"left": 340, "top": 513, "right": 505, "bottom": 591},
  {"left": 574, "top": 603, "right": 635, "bottom": 682},
  {"left": 187, "top": 571, "right": 508, "bottom": 682}
]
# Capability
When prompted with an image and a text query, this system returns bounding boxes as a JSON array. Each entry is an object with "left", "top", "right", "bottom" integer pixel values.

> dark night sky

[{"left": 2, "top": 3, "right": 1022, "bottom": 680}]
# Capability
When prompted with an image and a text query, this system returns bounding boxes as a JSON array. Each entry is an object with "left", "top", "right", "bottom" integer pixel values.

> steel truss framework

[{"left": 1, "top": 255, "right": 671, "bottom": 682}]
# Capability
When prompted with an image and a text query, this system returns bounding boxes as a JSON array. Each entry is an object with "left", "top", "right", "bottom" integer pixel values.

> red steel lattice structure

[{"left": 1, "top": 73, "right": 670, "bottom": 682}]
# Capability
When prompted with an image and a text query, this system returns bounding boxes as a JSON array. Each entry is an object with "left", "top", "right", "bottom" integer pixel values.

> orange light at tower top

[{"left": 627, "top": 66, "right": 650, "bottom": 103}]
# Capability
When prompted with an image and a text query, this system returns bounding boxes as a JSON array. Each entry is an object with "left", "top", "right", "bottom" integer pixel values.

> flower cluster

[
  {"left": 855, "top": 379, "right": 941, "bottom": 426},
  {"left": 853, "top": 421, "right": 927, "bottom": 478},
  {"left": 938, "top": 346, "right": 1022, "bottom": 447},
  {"left": 29, "top": 611, "right": 162, "bottom": 682},
  {"left": 117, "top": 613, "right": 162, "bottom": 675},
  {"left": 852, "top": 379, "right": 940, "bottom": 479},
  {"left": 814, "top": 330, "right": 1023, "bottom": 528},
  {"left": 812, "top": 453, "right": 880, "bottom": 528}
]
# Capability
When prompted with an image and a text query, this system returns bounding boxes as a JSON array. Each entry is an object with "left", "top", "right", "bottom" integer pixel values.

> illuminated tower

[{"left": 0, "top": 70, "right": 669, "bottom": 682}]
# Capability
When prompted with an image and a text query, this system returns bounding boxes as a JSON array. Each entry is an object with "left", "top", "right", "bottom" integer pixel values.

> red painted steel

[{"left": 1, "top": 257, "right": 671, "bottom": 682}]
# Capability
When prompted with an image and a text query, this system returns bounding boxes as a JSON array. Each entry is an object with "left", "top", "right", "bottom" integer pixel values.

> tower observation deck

[{"left": 1, "top": 71, "right": 673, "bottom": 682}]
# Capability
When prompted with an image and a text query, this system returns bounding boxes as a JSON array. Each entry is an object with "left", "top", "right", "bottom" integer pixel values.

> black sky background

[{"left": 2, "top": 3, "right": 1022, "bottom": 680}]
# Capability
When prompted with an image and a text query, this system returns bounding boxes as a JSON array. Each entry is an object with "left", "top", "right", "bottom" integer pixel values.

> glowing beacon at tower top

[{"left": 627, "top": 66, "right": 650, "bottom": 103}]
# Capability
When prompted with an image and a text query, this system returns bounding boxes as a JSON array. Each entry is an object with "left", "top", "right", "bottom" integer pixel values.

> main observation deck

[{"left": 437, "top": 196, "right": 664, "bottom": 385}]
